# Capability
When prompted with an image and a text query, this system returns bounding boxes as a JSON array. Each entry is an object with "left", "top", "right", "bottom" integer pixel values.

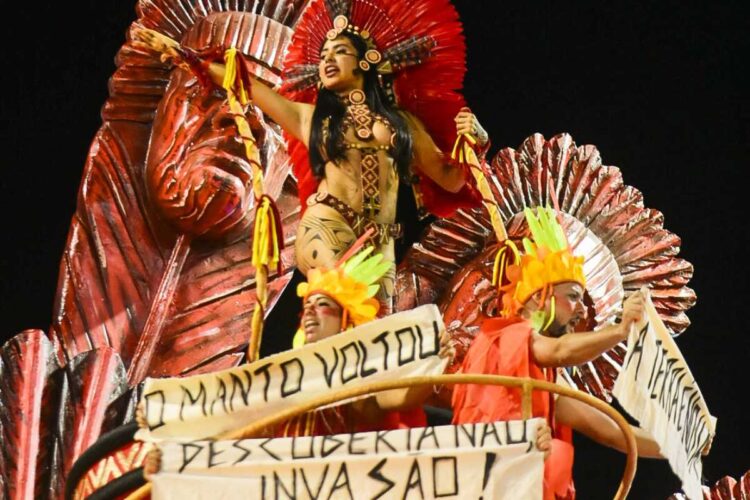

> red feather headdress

[{"left": 280, "top": 0, "right": 479, "bottom": 216}]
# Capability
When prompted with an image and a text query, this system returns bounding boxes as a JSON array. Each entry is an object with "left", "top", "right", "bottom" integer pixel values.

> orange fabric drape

[{"left": 452, "top": 317, "right": 575, "bottom": 499}]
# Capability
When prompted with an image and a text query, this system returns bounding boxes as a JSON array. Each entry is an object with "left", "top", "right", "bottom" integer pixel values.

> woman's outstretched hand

[
  {"left": 454, "top": 107, "right": 489, "bottom": 146},
  {"left": 131, "top": 26, "right": 186, "bottom": 67}
]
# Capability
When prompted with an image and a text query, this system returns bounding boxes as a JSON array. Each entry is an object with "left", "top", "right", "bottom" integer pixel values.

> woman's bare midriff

[
  {"left": 320, "top": 149, "right": 398, "bottom": 224},
  {"left": 295, "top": 152, "right": 398, "bottom": 272},
  {"left": 295, "top": 115, "right": 400, "bottom": 310}
]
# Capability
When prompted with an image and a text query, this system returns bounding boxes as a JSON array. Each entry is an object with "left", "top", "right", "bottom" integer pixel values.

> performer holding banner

[
  {"left": 453, "top": 207, "right": 666, "bottom": 499},
  {"left": 136, "top": 248, "right": 456, "bottom": 442},
  {"left": 136, "top": 247, "right": 555, "bottom": 496},
  {"left": 279, "top": 245, "right": 454, "bottom": 436}
]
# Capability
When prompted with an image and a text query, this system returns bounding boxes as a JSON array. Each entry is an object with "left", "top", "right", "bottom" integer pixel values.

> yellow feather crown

[
  {"left": 296, "top": 246, "right": 391, "bottom": 329},
  {"left": 494, "top": 207, "right": 586, "bottom": 317}
]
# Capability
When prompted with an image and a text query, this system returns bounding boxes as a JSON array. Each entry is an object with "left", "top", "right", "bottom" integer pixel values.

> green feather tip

[
  {"left": 349, "top": 254, "right": 381, "bottom": 280},
  {"left": 343, "top": 246, "right": 375, "bottom": 274},
  {"left": 344, "top": 247, "right": 393, "bottom": 290},
  {"left": 524, "top": 206, "right": 568, "bottom": 252},
  {"left": 522, "top": 237, "right": 535, "bottom": 256},
  {"left": 524, "top": 207, "right": 544, "bottom": 245}
]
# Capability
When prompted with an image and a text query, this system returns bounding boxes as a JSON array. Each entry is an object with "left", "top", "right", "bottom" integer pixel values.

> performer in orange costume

[
  {"left": 280, "top": 244, "right": 555, "bottom": 456},
  {"left": 452, "top": 207, "right": 663, "bottom": 499}
]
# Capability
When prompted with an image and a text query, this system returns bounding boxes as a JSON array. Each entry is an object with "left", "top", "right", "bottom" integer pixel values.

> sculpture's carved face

[
  {"left": 301, "top": 293, "right": 343, "bottom": 343},
  {"left": 146, "top": 68, "right": 264, "bottom": 238},
  {"left": 318, "top": 36, "right": 364, "bottom": 93}
]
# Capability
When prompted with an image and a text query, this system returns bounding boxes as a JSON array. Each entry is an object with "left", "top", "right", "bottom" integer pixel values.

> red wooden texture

[
  {"left": 2, "top": 3, "right": 308, "bottom": 498},
  {"left": 35, "top": 348, "right": 128, "bottom": 499},
  {"left": 0, "top": 330, "right": 59, "bottom": 500},
  {"left": 0, "top": 331, "right": 128, "bottom": 500},
  {"left": 49, "top": 8, "right": 300, "bottom": 382}
]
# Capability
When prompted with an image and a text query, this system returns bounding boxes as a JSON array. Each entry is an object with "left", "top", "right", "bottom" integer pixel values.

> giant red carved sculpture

[
  {"left": 0, "top": 2, "right": 307, "bottom": 498},
  {"left": 0, "top": 1, "right": 742, "bottom": 499}
]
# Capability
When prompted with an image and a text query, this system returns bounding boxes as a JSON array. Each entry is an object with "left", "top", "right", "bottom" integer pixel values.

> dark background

[{"left": 0, "top": 1, "right": 747, "bottom": 497}]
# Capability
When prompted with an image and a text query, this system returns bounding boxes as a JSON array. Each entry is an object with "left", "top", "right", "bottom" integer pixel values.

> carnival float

[{"left": 0, "top": 0, "right": 746, "bottom": 499}]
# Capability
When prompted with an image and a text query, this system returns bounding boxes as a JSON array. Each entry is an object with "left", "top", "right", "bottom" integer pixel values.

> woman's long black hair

[{"left": 309, "top": 32, "right": 413, "bottom": 183}]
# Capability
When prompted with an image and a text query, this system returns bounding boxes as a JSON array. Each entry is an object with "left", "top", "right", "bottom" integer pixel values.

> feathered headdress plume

[
  {"left": 494, "top": 206, "right": 586, "bottom": 323},
  {"left": 293, "top": 244, "right": 392, "bottom": 347}
]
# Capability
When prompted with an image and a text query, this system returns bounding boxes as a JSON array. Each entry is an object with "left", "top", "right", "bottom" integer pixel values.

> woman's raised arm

[
  {"left": 132, "top": 27, "right": 315, "bottom": 145},
  {"left": 405, "top": 112, "right": 466, "bottom": 193},
  {"left": 205, "top": 62, "right": 314, "bottom": 146}
]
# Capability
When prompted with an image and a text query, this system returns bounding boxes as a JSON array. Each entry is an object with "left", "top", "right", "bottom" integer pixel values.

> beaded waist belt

[{"left": 310, "top": 192, "right": 402, "bottom": 245}]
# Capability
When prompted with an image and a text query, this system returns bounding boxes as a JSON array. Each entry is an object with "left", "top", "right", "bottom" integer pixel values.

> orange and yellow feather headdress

[
  {"left": 293, "top": 246, "right": 392, "bottom": 347},
  {"left": 493, "top": 206, "right": 586, "bottom": 321}
]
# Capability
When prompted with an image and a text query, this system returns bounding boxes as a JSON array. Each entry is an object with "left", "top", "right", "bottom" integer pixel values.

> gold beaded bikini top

[{"left": 322, "top": 89, "right": 397, "bottom": 217}]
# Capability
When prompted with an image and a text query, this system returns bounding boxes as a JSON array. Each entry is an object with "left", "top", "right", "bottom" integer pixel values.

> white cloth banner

[
  {"left": 613, "top": 294, "right": 716, "bottom": 500},
  {"left": 137, "top": 305, "right": 447, "bottom": 442},
  {"left": 151, "top": 420, "right": 544, "bottom": 500}
]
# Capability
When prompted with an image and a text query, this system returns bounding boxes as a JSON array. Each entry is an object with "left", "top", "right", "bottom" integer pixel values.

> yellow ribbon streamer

[
  {"left": 222, "top": 48, "right": 283, "bottom": 361},
  {"left": 451, "top": 133, "right": 508, "bottom": 242},
  {"left": 251, "top": 197, "right": 281, "bottom": 271}
]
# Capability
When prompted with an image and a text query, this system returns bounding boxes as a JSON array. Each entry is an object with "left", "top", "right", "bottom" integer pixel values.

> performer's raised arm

[
  {"left": 202, "top": 62, "right": 315, "bottom": 145},
  {"left": 133, "top": 28, "right": 315, "bottom": 145},
  {"left": 451, "top": 206, "right": 667, "bottom": 498},
  {"left": 406, "top": 112, "right": 466, "bottom": 193},
  {"left": 555, "top": 396, "right": 663, "bottom": 458},
  {"left": 530, "top": 289, "right": 645, "bottom": 367},
  {"left": 404, "top": 107, "right": 489, "bottom": 194}
]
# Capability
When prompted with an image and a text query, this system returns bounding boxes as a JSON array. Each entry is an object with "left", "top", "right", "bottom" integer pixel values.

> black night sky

[{"left": 1, "top": 1, "right": 747, "bottom": 497}]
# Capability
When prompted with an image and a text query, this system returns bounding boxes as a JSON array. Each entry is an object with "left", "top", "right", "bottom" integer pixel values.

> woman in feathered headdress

[
  {"left": 279, "top": 245, "right": 455, "bottom": 437},
  {"left": 135, "top": 0, "right": 487, "bottom": 311}
]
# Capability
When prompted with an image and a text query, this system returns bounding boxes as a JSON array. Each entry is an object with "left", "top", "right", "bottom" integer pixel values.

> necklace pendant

[
  {"left": 346, "top": 90, "right": 375, "bottom": 141},
  {"left": 347, "top": 89, "right": 366, "bottom": 105}
]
